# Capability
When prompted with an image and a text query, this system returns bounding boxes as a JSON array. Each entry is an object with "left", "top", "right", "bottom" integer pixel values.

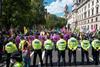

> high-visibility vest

[
  {"left": 19, "top": 40, "right": 26, "bottom": 50},
  {"left": 5, "top": 42, "right": 18, "bottom": 53},
  {"left": 56, "top": 39, "right": 66, "bottom": 51},
  {"left": 44, "top": 39, "right": 53, "bottom": 50},
  {"left": 13, "top": 62, "right": 24, "bottom": 67},
  {"left": 81, "top": 40, "right": 90, "bottom": 51},
  {"left": 32, "top": 39, "right": 42, "bottom": 50},
  {"left": 92, "top": 39, "right": 100, "bottom": 50},
  {"left": 68, "top": 37, "right": 78, "bottom": 51}
]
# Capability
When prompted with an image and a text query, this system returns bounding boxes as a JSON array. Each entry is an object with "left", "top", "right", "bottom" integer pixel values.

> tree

[
  {"left": 0, "top": 0, "right": 45, "bottom": 30},
  {"left": 45, "top": 13, "right": 67, "bottom": 29}
]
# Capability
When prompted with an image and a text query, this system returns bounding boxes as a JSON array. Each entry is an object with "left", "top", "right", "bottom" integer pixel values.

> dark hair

[
  {"left": 47, "top": 35, "right": 50, "bottom": 39},
  {"left": 60, "top": 34, "right": 63, "bottom": 39}
]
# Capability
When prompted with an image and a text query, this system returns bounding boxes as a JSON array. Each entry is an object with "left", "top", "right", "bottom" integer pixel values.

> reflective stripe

[
  {"left": 57, "top": 39, "right": 66, "bottom": 51},
  {"left": 5, "top": 42, "right": 18, "bottom": 53},
  {"left": 44, "top": 39, "right": 53, "bottom": 50}
]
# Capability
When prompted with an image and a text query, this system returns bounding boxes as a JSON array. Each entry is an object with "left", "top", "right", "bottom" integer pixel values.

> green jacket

[
  {"left": 44, "top": 39, "right": 53, "bottom": 50},
  {"left": 81, "top": 40, "right": 90, "bottom": 51},
  {"left": 68, "top": 37, "right": 78, "bottom": 51},
  {"left": 92, "top": 39, "right": 100, "bottom": 50},
  {"left": 5, "top": 42, "right": 18, "bottom": 53},
  {"left": 56, "top": 39, "right": 66, "bottom": 51},
  {"left": 32, "top": 39, "right": 42, "bottom": 50}
]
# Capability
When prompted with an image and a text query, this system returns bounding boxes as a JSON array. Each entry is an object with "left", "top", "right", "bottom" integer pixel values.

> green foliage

[
  {"left": 45, "top": 14, "right": 67, "bottom": 29},
  {"left": 0, "top": 0, "right": 45, "bottom": 29}
]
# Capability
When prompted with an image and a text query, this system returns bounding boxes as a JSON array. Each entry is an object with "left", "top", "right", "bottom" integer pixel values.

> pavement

[{"left": 0, "top": 47, "right": 100, "bottom": 67}]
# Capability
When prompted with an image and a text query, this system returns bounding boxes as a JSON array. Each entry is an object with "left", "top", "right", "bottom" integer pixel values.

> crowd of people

[{"left": 0, "top": 28, "right": 100, "bottom": 67}]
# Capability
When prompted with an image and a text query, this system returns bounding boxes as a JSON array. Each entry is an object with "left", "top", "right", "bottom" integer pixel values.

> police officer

[
  {"left": 5, "top": 38, "right": 18, "bottom": 67},
  {"left": 32, "top": 34, "right": 43, "bottom": 66},
  {"left": 92, "top": 35, "right": 100, "bottom": 65},
  {"left": 11, "top": 52, "right": 24, "bottom": 67},
  {"left": 68, "top": 34, "right": 78, "bottom": 65},
  {"left": 81, "top": 35, "right": 90, "bottom": 64},
  {"left": 56, "top": 34, "right": 66, "bottom": 66},
  {"left": 19, "top": 36, "right": 26, "bottom": 51},
  {"left": 44, "top": 35, "right": 53, "bottom": 66}
]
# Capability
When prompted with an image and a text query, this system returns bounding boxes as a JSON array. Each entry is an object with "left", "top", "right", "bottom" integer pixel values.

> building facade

[{"left": 68, "top": 0, "right": 100, "bottom": 32}]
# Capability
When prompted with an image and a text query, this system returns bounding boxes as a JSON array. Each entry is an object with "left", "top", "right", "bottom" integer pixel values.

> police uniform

[
  {"left": 32, "top": 39, "right": 43, "bottom": 66},
  {"left": 13, "top": 62, "right": 23, "bottom": 67},
  {"left": 19, "top": 40, "right": 26, "bottom": 51},
  {"left": 68, "top": 37, "right": 78, "bottom": 65},
  {"left": 92, "top": 39, "right": 100, "bottom": 65},
  {"left": 44, "top": 39, "right": 53, "bottom": 66},
  {"left": 56, "top": 38, "right": 66, "bottom": 66},
  {"left": 5, "top": 42, "right": 18, "bottom": 67},
  {"left": 81, "top": 40, "right": 90, "bottom": 64}
]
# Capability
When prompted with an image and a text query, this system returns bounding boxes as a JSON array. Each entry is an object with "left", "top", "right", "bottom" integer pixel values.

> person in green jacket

[
  {"left": 32, "top": 33, "right": 43, "bottom": 66},
  {"left": 81, "top": 35, "right": 90, "bottom": 64},
  {"left": 92, "top": 35, "right": 100, "bottom": 65},
  {"left": 44, "top": 34, "right": 54, "bottom": 66},
  {"left": 5, "top": 38, "right": 18, "bottom": 67},
  {"left": 56, "top": 34, "right": 67, "bottom": 66},
  {"left": 68, "top": 34, "right": 78, "bottom": 65}
]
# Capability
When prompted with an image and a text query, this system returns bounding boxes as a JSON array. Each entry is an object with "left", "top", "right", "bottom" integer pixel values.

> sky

[{"left": 44, "top": 0, "right": 73, "bottom": 17}]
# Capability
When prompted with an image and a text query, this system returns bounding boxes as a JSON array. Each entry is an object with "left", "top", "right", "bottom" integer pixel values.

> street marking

[
  {"left": 30, "top": 51, "right": 34, "bottom": 57},
  {"left": 38, "top": 51, "right": 45, "bottom": 65},
  {"left": 89, "top": 57, "right": 93, "bottom": 61}
]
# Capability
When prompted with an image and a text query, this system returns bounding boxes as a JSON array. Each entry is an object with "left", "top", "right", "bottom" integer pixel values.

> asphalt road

[
  {"left": 30, "top": 47, "right": 100, "bottom": 67},
  {"left": 1, "top": 47, "right": 100, "bottom": 67}
]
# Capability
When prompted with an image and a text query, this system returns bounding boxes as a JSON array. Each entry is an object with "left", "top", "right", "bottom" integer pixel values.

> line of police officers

[{"left": 4, "top": 33, "right": 100, "bottom": 67}]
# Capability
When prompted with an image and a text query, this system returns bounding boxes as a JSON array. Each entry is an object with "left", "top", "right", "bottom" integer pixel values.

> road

[
  {"left": 30, "top": 47, "right": 100, "bottom": 67},
  {"left": 0, "top": 47, "right": 100, "bottom": 67}
]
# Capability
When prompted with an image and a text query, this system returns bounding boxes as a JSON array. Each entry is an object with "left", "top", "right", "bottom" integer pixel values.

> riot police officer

[
  {"left": 44, "top": 35, "right": 53, "bottom": 66},
  {"left": 56, "top": 34, "right": 66, "bottom": 66},
  {"left": 5, "top": 38, "right": 18, "bottom": 67},
  {"left": 81, "top": 35, "right": 90, "bottom": 64},
  {"left": 68, "top": 34, "right": 78, "bottom": 65},
  {"left": 11, "top": 52, "right": 24, "bottom": 67},
  {"left": 92, "top": 36, "right": 100, "bottom": 65},
  {"left": 32, "top": 34, "right": 43, "bottom": 66}
]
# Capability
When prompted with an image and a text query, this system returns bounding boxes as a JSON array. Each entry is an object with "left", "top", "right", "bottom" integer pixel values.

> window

[
  {"left": 91, "top": 19, "right": 93, "bottom": 22},
  {"left": 84, "top": 12, "right": 87, "bottom": 18},
  {"left": 96, "top": 7, "right": 99, "bottom": 14},
  {"left": 84, "top": 6, "right": 86, "bottom": 10},
  {"left": 92, "top": 8, "right": 94, "bottom": 15},
  {"left": 96, "top": 17, "right": 98, "bottom": 22},
  {"left": 87, "top": 25, "right": 89, "bottom": 30},
  {"left": 88, "top": 3, "right": 90, "bottom": 8},
  {"left": 96, "top": 24, "right": 98, "bottom": 29},
  {"left": 96, "top": 0, "right": 99, "bottom": 3},
  {"left": 91, "top": 25, "right": 93, "bottom": 30},
  {"left": 92, "top": 1, "right": 94, "bottom": 5},
  {"left": 88, "top": 20, "right": 89, "bottom": 23},
  {"left": 88, "top": 10, "right": 90, "bottom": 17}
]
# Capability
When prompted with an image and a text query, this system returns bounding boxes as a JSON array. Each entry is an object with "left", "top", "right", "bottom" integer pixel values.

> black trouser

[
  {"left": 0, "top": 52, "right": 2, "bottom": 62},
  {"left": 33, "top": 49, "right": 43, "bottom": 66},
  {"left": 68, "top": 49, "right": 76, "bottom": 65},
  {"left": 92, "top": 49, "right": 99, "bottom": 65},
  {"left": 81, "top": 48, "right": 89, "bottom": 64},
  {"left": 58, "top": 50, "right": 65, "bottom": 66},
  {"left": 45, "top": 50, "right": 53, "bottom": 66},
  {"left": 6, "top": 53, "right": 11, "bottom": 67}
]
